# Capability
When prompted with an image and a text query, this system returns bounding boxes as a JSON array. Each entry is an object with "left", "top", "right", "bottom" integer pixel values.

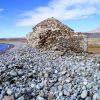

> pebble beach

[{"left": 0, "top": 42, "right": 100, "bottom": 100}]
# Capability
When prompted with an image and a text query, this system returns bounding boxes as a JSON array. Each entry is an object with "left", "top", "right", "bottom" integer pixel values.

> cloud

[
  {"left": 0, "top": 8, "right": 4, "bottom": 18},
  {"left": 0, "top": 8, "right": 4, "bottom": 12},
  {"left": 16, "top": 0, "right": 100, "bottom": 26}
]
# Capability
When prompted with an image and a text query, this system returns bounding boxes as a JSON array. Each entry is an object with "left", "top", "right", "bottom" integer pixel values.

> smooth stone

[
  {"left": 9, "top": 70, "right": 17, "bottom": 76},
  {"left": 59, "top": 92, "right": 63, "bottom": 96},
  {"left": 54, "top": 70, "right": 58, "bottom": 73},
  {"left": 39, "top": 82, "right": 44, "bottom": 88},
  {"left": 61, "top": 71, "right": 67, "bottom": 75},
  {"left": 32, "top": 70, "right": 36, "bottom": 74},
  {"left": 3, "top": 96, "right": 14, "bottom": 100},
  {"left": 71, "top": 95, "right": 76, "bottom": 100},
  {"left": 93, "top": 85, "right": 98, "bottom": 91},
  {"left": 7, "top": 89, "right": 13, "bottom": 95},
  {"left": 82, "top": 86, "right": 87, "bottom": 90},
  {"left": 0, "top": 86, "right": 2, "bottom": 90},
  {"left": 37, "top": 96, "right": 45, "bottom": 100},
  {"left": 30, "top": 65, "right": 33, "bottom": 68},
  {"left": 39, "top": 91, "right": 44, "bottom": 97},
  {"left": 86, "top": 83, "right": 92, "bottom": 89},
  {"left": 63, "top": 90, "right": 70, "bottom": 96},
  {"left": 17, "top": 96, "right": 24, "bottom": 100},
  {"left": 50, "top": 87, "right": 58, "bottom": 93},
  {"left": 85, "top": 96, "right": 92, "bottom": 100},
  {"left": 44, "top": 73, "right": 48, "bottom": 78},
  {"left": 58, "top": 85, "right": 62, "bottom": 91},
  {"left": 8, "top": 65, "right": 13, "bottom": 68},
  {"left": 48, "top": 94, "right": 54, "bottom": 100},
  {"left": 0, "top": 94, "right": 3, "bottom": 100},
  {"left": 36, "top": 85, "right": 41, "bottom": 90},
  {"left": 0, "top": 90, "right": 4, "bottom": 100},
  {"left": 30, "top": 83, "right": 36, "bottom": 88},
  {"left": 21, "top": 88, "right": 25, "bottom": 94},
  {"left": 83, "top": 80, "right": 88, "bottom": 85},
  {"left": 15, "top": 92, "right": 20, "bottom": 98},
  {"left": 81, "top": 90, "right": 87, "bottom": 98},
  {"left": 65, "top": 78, "right": 71, "bottom": 83},
  {"left": 93, "top": 93, "right": 100, "bottom": 100},
  {"left": 17, "top": 70, "right": 23, "bottom": 75}
]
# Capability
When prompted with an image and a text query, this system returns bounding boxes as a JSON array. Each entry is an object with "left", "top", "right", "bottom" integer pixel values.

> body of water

[{"left": 0, "top": 43, "right": 13, "bottom": 53}]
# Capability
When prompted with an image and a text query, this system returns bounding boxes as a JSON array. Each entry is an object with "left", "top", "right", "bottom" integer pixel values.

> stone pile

[
  {"left": 0, "top": 43, "right": 100, "bottom": 100},
  {"left": 26, "top": 17, "right": 87, "bottom": 52}
]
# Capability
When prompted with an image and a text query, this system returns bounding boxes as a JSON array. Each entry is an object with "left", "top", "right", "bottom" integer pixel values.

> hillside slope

[{"left": 89, "top": 27, "right": 100, "bottom": 33}]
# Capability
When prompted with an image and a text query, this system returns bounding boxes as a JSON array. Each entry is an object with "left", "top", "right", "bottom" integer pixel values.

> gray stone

[
  {"left": 63, "top": 90, "right": 70, "bottom": 96},
  {"left": 7, "top": 89, "right": 13, "bottom": 95},
  {"left": 85, "top": 96, "right": 92, "bottom": 100},
  {"left": 58, "top": 85, "right": 63, "bottom": 91},
  {"left": 9, "top": 70, "right": 17, "bottom": 76},
  {"left": 3, "top": 96, "right": 14, "bottom": 100},
  {"left": 81, "top": 90, "right": 87, "bottom": 98},
  {"left": 59, "top": 92, "right": 63, "bottom": 96},
  {"left": 54, "top": 70, "right": 58, "bottom": 73},
  {"left": 0, "top": 90, "right": 4, "bottom": 100},
  {"left": 37, "top": 96, "right": 45, "bottom": 100},
  {"left": 93, "top": 93, "right": 100, "bottom": 100},
  {"left": 17, "top": 96, "right": 24, "bottom": 100},
  {"left": 61, "top": 71, "right": 67, "bottom": 75},
  {"left": 65, "top": 77, "right": 72, "bottom": 83},
  {"left": 17, "top": 70, "right": 23, "bottom": 75},
  {"left": 83, "top": 79, "right": 88, "bottom": 85}
]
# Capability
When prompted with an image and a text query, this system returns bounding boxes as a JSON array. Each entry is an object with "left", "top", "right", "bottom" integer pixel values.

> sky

[{"left": 0, "top": 0, "right": 100, "bottom": 38}]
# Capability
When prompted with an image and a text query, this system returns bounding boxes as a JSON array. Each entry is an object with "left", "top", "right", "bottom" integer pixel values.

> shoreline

[
  {"left": 0, "top": 43, "right": 14, "bottom": 55},
  {"left": 0, "top": 38, "right": 27, "bottom": 55}
]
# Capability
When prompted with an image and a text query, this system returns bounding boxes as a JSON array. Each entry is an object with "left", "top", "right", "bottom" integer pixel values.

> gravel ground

[{"left": 0, "top": 43, "right": 100, "bottom": 100}]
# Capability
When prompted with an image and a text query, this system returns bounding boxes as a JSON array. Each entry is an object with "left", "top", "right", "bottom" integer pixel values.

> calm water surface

[{"left": 0, "top": 43, "right": 12, "bottom": 52}]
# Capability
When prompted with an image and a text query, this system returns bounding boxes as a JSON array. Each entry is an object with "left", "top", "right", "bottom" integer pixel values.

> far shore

[
  {"left": 0, "top": 38, "right": 27, "bottom": 54},
  {"left": 0, "top": 37, "right": 27, "bottom": 43}
]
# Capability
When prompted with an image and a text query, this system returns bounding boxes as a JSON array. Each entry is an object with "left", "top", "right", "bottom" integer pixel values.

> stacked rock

[{"left": 26, "top": 17, "right": 87, "bottom": 52}]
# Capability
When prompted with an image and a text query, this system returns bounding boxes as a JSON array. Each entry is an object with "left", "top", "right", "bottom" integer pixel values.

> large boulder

[{"left": 26, "top": 17, "right": 87, "bottom": 52}]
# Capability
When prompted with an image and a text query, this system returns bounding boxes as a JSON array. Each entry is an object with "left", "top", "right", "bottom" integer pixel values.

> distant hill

[
  {"left": 83, "top": 27, "right": 100, "bottom": 38},
  {"left": 0, "top": 37, "right": 27, "bottom": 42},
  {"left": 89, "top": 27, "right": 100, "bottom": 33},
  {"left": 84, "top": 33, "right": 100, "bottom": 38}
]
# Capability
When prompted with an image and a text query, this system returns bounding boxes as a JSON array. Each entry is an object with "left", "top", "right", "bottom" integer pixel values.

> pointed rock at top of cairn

[{"left": 32, "top": 17, "right": 74, "bottom": 34}]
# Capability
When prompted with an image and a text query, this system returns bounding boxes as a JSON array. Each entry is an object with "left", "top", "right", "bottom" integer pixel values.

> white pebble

[
  {"left": 83, "top": 79, "right": 88, "bottom": 85},
  {"left": 7, "top": 89, "right": 12, "bottom": 95},
  {"left": 37, "top": 96, "right": 45, "bottom": 100},
  {"left": 17, "top": 96, "right": 24, "bottom": 100},
  {"left": 63, "top": 90, "right": 70, "bottom": 96},
  {"left": 55, "top": 70, "right": 58, "bottom": 73},
  {"left": 61, "top": 71, "right": 67, "bottom": 75},
  {"left": 65, "top": 77, "right": 71, "bottom": 83},
  {"left": 81, "top": 90, "right": 87, "bottom": 98},
  {"left": 93, "top": 93, "right": 100, "bottom": 100},
  {"left": 30, "top": 83, "right": 36, "bottom": 88},
  {"left": 9, "top": 70, "right": 17, "bottom": 76}
]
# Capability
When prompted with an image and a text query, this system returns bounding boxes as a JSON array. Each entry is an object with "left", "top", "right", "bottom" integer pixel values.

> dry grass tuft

[{"left": 88, "top": 38, "right": 100, "bottom": 53}]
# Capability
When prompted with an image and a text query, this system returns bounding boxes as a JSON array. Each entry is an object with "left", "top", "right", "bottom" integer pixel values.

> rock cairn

[{"left": 26, "top": 17, "right": 87, "bottom": 52}]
